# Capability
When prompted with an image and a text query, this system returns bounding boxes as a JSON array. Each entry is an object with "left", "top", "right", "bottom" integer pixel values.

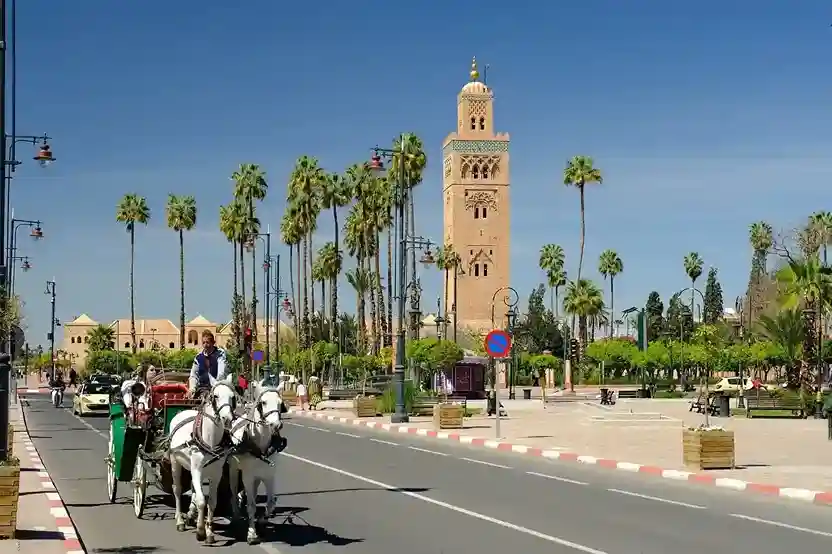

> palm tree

[
  {"left": 562, "top": 278, "right": 605, "bottom": 346},
  {"left": 539, "top": 244, "right": 565, "bottom": 314},
  {"left": 562, "top": 156, "right": 602, "bottom": 281},
  {"left": 229, "top": 200, "right": 250, "bottom": 324},
  {"left": 86, "top": 324, "right": 116, "bottom": 351},
  {"left": 757, "top": 310, "right": 804, "bottom": 386},
  {"left": 280, "top": 212, "right": 301, "bottom": 334},
  {"left": 232, "top": 163, "right": 268, "bottom": 335},
  {"left": 747, "top": 221, "right": 773, "bottom": 321},
  {"left": 219, "top": 203, "right": 239, "bottom": 300},
  {"left": 346, "top": 267, "right": 371, "bottom": 354},
  {"left": 810, "top": 212, "right": 832, "bottom": 266},
  {"left": 777, "top": 257, "right": 832, "bottom": 391},
  {"left": 683, "top": 252, "right": 704, "bottom": 323},
  {"left": 320, "top": 172, "right": 351, "bottom": 337},
  {"left": 598, "top": 249, "right": 623, "bottom": 337},
  {"left": 318, "top": 241, "right": 342, "bottom": 341},
  {"left": 115, "top": 193, "right": 150, "bottom": 354},
  {"left": 166, "top": 194, "right": 197, "bottom": 350}
]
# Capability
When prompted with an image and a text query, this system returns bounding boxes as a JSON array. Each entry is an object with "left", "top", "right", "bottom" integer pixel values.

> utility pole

[
  {"left": 0, "top": 0, "right": 12, "bottom": 463},
  {"left": 46, "top": 280, "right": 56, "bottom": 380}
]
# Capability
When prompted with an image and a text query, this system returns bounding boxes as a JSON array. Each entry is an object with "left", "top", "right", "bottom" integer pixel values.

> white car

[
  {"left": 72, "top": 382, "right": 111, "bottom": 416},
  {"left": 713, "top": 377, "right": 775, "bottom": 393}
]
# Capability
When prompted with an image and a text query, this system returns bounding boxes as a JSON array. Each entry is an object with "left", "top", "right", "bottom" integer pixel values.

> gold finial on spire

[{"left": 469, "top": 57, "right": 479, "bottom": 81}]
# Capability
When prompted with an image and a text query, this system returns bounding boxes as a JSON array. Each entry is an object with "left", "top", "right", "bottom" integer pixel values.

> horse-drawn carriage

[{"left": 106, "top": 371, "right": 209, "bottom": 517}]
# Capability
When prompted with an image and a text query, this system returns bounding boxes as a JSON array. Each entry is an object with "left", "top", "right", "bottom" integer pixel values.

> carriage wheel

[
  {"left": 106, "top": 432, "right": 118, "bottom": 503},
  {"left": 133, "top": 450, "right": 147, "bottom": 518}
]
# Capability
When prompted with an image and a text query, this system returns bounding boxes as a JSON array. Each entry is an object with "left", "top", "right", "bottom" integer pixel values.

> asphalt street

[{"left": 20, "top": 391, "right": 832, "bottom": 554}]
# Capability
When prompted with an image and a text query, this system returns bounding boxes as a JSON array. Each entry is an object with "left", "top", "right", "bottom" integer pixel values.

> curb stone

[
  {"left": 18, "top": 395, "right": 86, "bottom": 554},
  {"left": 288, "top": 409, "right": 832, "bottom": 507}
]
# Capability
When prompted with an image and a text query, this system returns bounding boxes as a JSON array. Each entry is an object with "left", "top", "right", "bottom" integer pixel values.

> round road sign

[
  {"left": 484, "top": 329, "right": 512, "bottom": 358},
  {"left": 251, "top": 349, "right": 265, "bottom": 363}
]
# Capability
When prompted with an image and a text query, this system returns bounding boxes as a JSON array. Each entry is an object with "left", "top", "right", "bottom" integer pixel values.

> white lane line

[
  {"left": 729, "top": 513, "right": 832, "bottom": 537},
  {"left": 281, "top": 452, "right": 608, "bottom": 554},
  {"left": 308, "top": 426, "right": 332, "bottom": 433},
  {"left": 526, "top": 471, "right": 588, "bottom": 486},
  {"left": 461, "top": 457, "right": 511, "bottom": 469},
  {"left": 335, "top": 431, "right": 361, "bottom": 438},
  {"left": 408, "top": 446, "right": 448, "bottom": 456},
  {"left": 370, "top": 438, "right": 399, "bottom": 446},
  {"left": 607, "top": 488, "right": 705, "bottom": 509}
]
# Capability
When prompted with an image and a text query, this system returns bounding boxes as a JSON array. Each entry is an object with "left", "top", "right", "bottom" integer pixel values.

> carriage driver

[{"left": 188, "top": 329, "right": 227, "bottom": 397}]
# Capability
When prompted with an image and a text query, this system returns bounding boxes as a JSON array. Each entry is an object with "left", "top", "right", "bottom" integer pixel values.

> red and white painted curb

[
  {"left": 289, "top": 409, "right": 832, "bottom": 506},
  {"left": 20, "top": 421, "right": 86, "bottom": 553}
]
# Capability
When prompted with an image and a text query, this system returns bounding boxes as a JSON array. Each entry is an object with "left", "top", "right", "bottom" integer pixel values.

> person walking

[{"left": 296, "top": 380, "right": 308, "bottom": 410}]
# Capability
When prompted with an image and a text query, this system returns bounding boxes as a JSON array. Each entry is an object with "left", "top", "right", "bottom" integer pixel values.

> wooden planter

[
  {"left": 353, "top": 396, "right": 377, "bottom": 418},
  {"left": 682, "top": 428, "right": 735, "bottom": 470},
  {"left": 433, "top": 403, "right": 464, "bottom": 430},
  {"left": 0, "top": 460, "right": 20, "bottom": 539}
]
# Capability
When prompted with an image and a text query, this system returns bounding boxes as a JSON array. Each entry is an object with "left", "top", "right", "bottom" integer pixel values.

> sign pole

[
  {"left": 494, "top": 358, "right": 501, "bottom": 438},
  {"left": 484, "top": 329, "right": 512, "bottom": 439}
]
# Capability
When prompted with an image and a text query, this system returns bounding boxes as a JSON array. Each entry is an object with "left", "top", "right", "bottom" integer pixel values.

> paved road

[{"left": 20, "top": 392, "right": 832, "bottom": 554}]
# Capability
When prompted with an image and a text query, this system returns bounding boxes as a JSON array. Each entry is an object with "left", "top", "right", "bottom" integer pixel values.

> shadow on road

[
  {"left": 16, "top": 529, "right": 65, "bottom": 540},
  {"left": 92, "top": 547, "right": 168, "bottom": 554}
]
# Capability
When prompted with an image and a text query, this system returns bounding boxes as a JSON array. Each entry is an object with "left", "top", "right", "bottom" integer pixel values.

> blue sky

[{"left": 10, "top": 1, "right": 832, "bottom": 344}]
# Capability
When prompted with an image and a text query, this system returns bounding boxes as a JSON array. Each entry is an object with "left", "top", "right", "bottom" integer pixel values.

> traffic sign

[
  {"left": 251, "top": 349, "right": 265, "bottom": 364},
  {"left": 484, "top": 329, "right": 512, "bottom": 358}
]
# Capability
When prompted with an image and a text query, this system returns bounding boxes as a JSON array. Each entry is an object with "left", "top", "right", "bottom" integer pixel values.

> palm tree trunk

[
  {"left": 408, "top": 195, "right": 417, "bottom": 339},
  {"left": 374, "top": 238, "right": 387, "bottom": 347},
  {"left": 368, "top": 271, "right": 379, "bottom": 354},
  {"left": 239, "top": 242, "right": 247, "bottom": 314},
  {"left": 332, "top": 205, "right": 340, "bottom": 343},
  {"left": 179, "top": 229, "right": 186, "bottom": 350},
  {"left": 232, "top": 243, "right": 238, "bottom": 300},
  {"left": 577, "top": 183, "right": 586, "bottom": 281},
  {"left": 443, "top": 268, "right": 449, "bottom": 339},
  {"left": 320, "top": 279, "right": 326, "bottom": 324},
  {"left": 554, "top": 286, "right": 560, "bottom": 319},
  {"left": 357, "top": 260, "right": 367, "bottom": 353},
  {"left": 387, "top": 223, "right": 393, "bottom": 347},
  {"left": 609, "top": 277, "right": 615, "bottom": 338},
  {"left": 302, "top": 237, "right": 310, "bottom": 349},
  {"left": 129, "top": 226, "right": 137, "bottom": 354},
  {"left": 251, "top": 236, "right": 257, "bottom": 338},
  {"left": 308, "top": 232, "right": 316, "bottom": 341},
  {"left": 295, "top": 242, "right": 302, "bottom": 346}
]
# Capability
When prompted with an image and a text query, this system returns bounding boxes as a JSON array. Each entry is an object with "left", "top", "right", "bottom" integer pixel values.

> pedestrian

[
  {"left": 69, "top": 368, "right": 78, "bottom": 390},
  {"left": 296, "top": 380, "right": 308, "bottom": 410},
  {"left": 308, "top": 376, "right": 322, "bottom": 410},
  {"left": 237, "top": 373, "right": 249, "bottom": 397}
]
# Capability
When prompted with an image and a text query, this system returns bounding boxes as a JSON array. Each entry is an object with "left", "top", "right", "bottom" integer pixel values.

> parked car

[
  {"left": 72, "top": 382, "right": 112, "bottom": 416},
  {"left": 712, "top": 377, "right": 775, "bottom": 393}
]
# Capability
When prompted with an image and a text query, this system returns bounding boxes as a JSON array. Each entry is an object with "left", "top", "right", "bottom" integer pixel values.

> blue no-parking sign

[
  {"left": 484, "top": 329, "right": 512, "bottom": 358},
  {"left": 251, "top": 349, "right": 265, "bottom": 364}
]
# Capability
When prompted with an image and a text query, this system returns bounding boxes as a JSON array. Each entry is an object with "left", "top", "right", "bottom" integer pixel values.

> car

[
  {"left": 72, "top": 382, "right": 112, "bottom": 416},
  {"left": 713, "top": 377, "right": 775, "bottom": 393}
]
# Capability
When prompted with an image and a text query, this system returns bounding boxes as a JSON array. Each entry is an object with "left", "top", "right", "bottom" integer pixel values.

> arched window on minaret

[
  {"left": 479, "top": 117, "right": 485, "bottom": 130},
  {"left": 482, "top": 165, "right": 489, "bottom": 179},
  {"left": 470, "top": 117, "right": 476, "bottom": 130},
  {"left": 472, "top": 164, "right": 480, "bottom": 179}
]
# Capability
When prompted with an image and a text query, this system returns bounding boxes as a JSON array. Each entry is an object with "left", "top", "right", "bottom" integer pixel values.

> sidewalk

[
  {"left": 291, "top": 399, "right": 832, "bottom": 506},
  {"left": 0, "top": 400, "right": 84, "bottom": 554}
]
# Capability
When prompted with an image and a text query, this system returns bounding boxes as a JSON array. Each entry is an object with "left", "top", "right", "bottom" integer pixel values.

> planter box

[
  {"left": 0, "top": 461, "right": 20, "bottom": 539},
  {"left": 682, "top": 429, "right": 735, "bottom": 470},
  {"left": 433, "top": 403, "right": 464, "bottom": 430},
  {"left": 353, "top": 396, "right": 377, "bottom": 418},
  {"left": 282, "top": 391, "right": 297, "bottom": 406}
]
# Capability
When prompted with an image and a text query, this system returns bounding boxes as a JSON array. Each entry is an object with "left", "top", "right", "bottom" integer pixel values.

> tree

[
  {"left": 232, "top": 163, "right": 268, "bottom": 336},
  {"left": 598, "top": 249, "right": 623, "bottom": 337},
  {"left": 747, "top": 221, "right": 773, "bottom": 321},
  {"left": 166, "top": 194, "right": 197, "bottom": 349},
  {"left": 703, "top": 267, "right": 724, "bottom": 324},
  {"left": 320, "top": 172, "right": 351, "bottom": 339},
  {"left": 515, "top": 285, "right": 563, "bottom": 355},
  {"left": 563, "top": 279, "right": 604, "bottom": 345},
  {"left": 562, "top": 156, "right": 602, "bottom": 282},
  {"left": 86, "top": 325, "right": 115, "bottom": 352},
  {"left": 683, "top": 252, "right": 704, "bottom": 323},
  {"left": 539, "top": 244, "right": 565, "bottom": 315},
  {"left": 665, "top": 293, "right": 693, "bottom": 341},
  {"left": 644, "top": 291, "right": 664, "bottom": 343},
  {"left": 116, "top": 193, "right": 151, "bottom": 354}
]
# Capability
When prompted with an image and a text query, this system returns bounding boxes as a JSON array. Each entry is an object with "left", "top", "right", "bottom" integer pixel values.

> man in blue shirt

[{"left": 188, "top": 330, "right": 228, "bottom": 395}]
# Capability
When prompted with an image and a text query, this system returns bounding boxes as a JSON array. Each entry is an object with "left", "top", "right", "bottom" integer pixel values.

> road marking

[
  {"left": 526, "top": 471, "right": 587, "bottom": 485},
  {"left": 607, "top": 488, "right": 705, "bottom": 509},
  {"left": 729, "top": 513, "right": 832, "bottom": 537},
  {"left": 308, "top": 426, "right": 332, "bottom": 433},
  {"left": 370, "top": 438, "right": 399, "bottom": 446},
  {"left": 335, "top": 431, "right": 361, "bottom": 438},
  {"left": 409, "top": 446, "right": 448, "bottom": 456},
  {"left": 72, "top": 414, "right": 106, "bottom": 438},
  {"left": 281, "top": 452, "right": 608, "bottom": 554},
  {"left": 461, "top": 457, "right": 511, "bottom": 469}
]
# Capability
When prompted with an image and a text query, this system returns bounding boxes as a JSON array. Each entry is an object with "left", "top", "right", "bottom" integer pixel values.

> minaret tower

[{"left": 441, "top": 58, "right": 511, "bottom": 333}]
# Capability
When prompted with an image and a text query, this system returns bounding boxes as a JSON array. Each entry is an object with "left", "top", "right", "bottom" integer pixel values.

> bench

[
  {"left": 744, "top": 389, "right": 805, "bottom": 419},
  {"left": 411, "top": 395, "right": 468, "bottom": 417},
  {"left": 616, "top": 389, "right": 641, "bottom": 399},
  {"left": 689, "top": 393, "right": 719, "bottom": 416},
  {"left": 327, "top": 388, "right": 382, "bottom": 401}
]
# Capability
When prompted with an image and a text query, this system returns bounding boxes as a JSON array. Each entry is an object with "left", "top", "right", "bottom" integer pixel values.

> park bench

[
  {"left": 327, "top": 387, "right": 382, "bottom": 401},
  {"left": 616, "top": 389, "right": 641, "bottom": 399},
  {"left": 744, "top": 388, "right": 805, "bottom": 419},
  {"left": 689, "top": 393, "right": 719, "bottom": 416},
  {"left": 411, "top": 395, "right": 468, "bottom": 417}
]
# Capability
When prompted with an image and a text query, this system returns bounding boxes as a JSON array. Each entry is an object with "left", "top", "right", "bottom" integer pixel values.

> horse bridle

[
  {"left": 253, "top": 388, "right": 283, "bottom": 426},
  {"left": 203, "top": 381, "right": 238, "bottom": 429}
]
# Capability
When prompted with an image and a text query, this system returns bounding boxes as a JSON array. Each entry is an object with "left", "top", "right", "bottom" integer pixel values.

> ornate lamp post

[
  {"left": 264, "top": 254, "right": 292, "bottom": 365},
  {"left": 734, "top": 296, "right": 747, "bottom": 409},
  {"left": 369, "top": 147, "right": 435, "bottom": 423},
  {"left": 8, "top": 218, "right": 42, "bottom": 298},
  {"left": 434, "top": 298, "right": 446, "bottom": 340},
  {"left": 506, "top": 303, "right": 519, "bottom": 399}
]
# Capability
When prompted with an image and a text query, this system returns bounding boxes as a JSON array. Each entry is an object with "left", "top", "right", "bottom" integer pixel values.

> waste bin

[
  {"left": 523, "top": 388, "right": 532, "bottom": 400},
  {"left": 718, "top": 393, "right": 730, "bottom": 417},
  {"left": 487, "top": 390, "right": 497, "bottom": 416}
]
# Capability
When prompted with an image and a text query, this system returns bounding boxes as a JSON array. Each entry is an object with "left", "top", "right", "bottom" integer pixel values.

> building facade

[
  {"left": 442, "top": 58, "right": 511, "bottom": 334},
  {"left": 62, "top": 314, "right": 293, "bottom": 365}
]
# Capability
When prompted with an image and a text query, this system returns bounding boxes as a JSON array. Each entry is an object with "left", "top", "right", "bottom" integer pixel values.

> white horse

[
  {"left": 228, "top": 384, "right": 286, "bottom": 545},
  {"left": 168, "top": 375, "right": 238, "bottom": 544}
]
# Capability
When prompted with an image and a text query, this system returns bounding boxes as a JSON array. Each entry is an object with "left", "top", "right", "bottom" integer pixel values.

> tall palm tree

[
  {"left": 318, "top": 241, "right": 342, "bottom": 341},
  {"left": 166, "top": 194, "right": 197, "bottom": 350},
  {"left": 547, "top": 268, "right": 567, "bottom": 320},
  {"left": 539, "top": 244, "right": 565, "bottom": 314},
  {"left": 747, "top": 221, "right": 773, "bottom": 321},
  {"left": 562, "top": 278, "right": 605, "bottom": 346},
  {"left": 346, "top": 267, "right": 371, "bottom": 354},
  {"left": 232, "top": 163, "right": 268, "bottom": 335},
  {"left": 598, "top": 249, "right": 623, "bottom": 337},
  {"left": 810, "top": 211, "right": 832, "bottom": 266},
  {"left": 757, "top": 309, "right": 804, "bottom": 386},
  {"left": 683, "top": 252, "right": 704, "bottom": 323},
  {"left": 115, "top": 194, "right": 150, "bottom": 354},
  {"left": 220, "top": 203, "right": 239, "bottom": 301},
  {"left": 562, "top": 156, "right": 602, "bottom": 281},
  {"left": 320, "top": 172, "right": 351, "bottom": 338},
  {"left": 390, "top": 134, "right": 427, "bottom": 339},
  {"left": 229, "top": 200, "right": 250, "bottom": 324}
]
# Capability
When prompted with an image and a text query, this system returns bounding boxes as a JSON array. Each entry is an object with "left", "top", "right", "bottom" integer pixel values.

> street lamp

[
  {"left": 676, "top": 286, "right": 706, "bottom": 393},
  {"left": 17, "top": 257, "right": 28, "bottom": 272},
  {"left": 506, "top": 304, "right": 519, "bottom": 400},
  {"left": 8, "top": 218, "right": 43, "bottom": 299},
  {"left": 734, "top": 296, "right": 747, "bottom": 409},
  {"left": 434, "top": 298, "right": 446, "bottom": 340},
  {"left": 264, "top": 253, "right": 291, "bottom": 365},
  {"left": 44, "top": 280, "right": 57, "bottom": 381},
  {"left": 489, "top": 286, "right": 519, "bottom": 434},
  {"left": 369, "top": 144, "right": 436, "bottom": 423}
]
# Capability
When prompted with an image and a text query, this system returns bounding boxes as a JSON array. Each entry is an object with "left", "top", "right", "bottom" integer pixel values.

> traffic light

[{"left": 569, "top": 338, "right": 579, "bottom": 362}]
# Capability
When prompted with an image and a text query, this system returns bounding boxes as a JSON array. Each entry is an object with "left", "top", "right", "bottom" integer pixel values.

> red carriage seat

[{"left": 151, "top": 383, "right": 190, "bottom": 408}]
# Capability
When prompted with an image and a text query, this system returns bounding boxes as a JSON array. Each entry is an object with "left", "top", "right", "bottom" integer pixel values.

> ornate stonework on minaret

[{"left": 442, "top": 58, "right": 511, "bottom": 334}]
